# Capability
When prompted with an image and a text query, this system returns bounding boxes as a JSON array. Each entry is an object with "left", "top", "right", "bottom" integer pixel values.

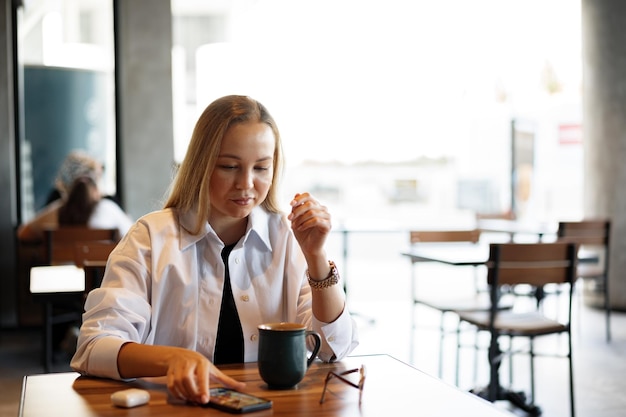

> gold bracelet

[{"left": 307, "top": 261, "right": 340, "bottom": 290}]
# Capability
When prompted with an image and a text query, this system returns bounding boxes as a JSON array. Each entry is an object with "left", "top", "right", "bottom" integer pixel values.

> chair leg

[
  {"left": 529, "top": 337, "right": 535, "bottom": 404},
  {"left": 569, "top": 331, "right": 575, "bottom": 417},
  {"left": 455, "top": 319, "right": 461, "bottom": 386},
  {"left": 472, "top": 328, "right": 479, "bottom": 385},
  {"left": 454, "top": 319, "right": 473, "bottom": 387},
  {"left": 487, "top": 331, "right": 500, "bottom": 402},
  {"left": 438, "top": 313, "right": 445, "bottom": 378},
  {"left": 44, "top": 302, "right": 53, "bottom": 373},
  {"left": 604, "top": 275, "right": 611, "bottom": 343},
  {"left": 453, "top": 321, "right": 480, "bottom": 387},
  {"left": 508, "top": 335, "right": 513, "bottom": 388},
  {"left": 409, "top": 302, "right": 416, "bottom": 364},
  {"left": 409, "top": 265, "right": 417, "bottom": 364}
]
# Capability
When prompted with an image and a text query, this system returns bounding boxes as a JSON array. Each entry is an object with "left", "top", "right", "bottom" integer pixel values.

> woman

[
  {"left": 71, "top": 95, "right": 359, "bottom": 405},
  {"left": 57, "top": 176, "right": 106, "bottom": 225},
  {"left": 17, "top": 154, "right": 133, "bottom": 242},
  {"left": 46, "top": 150, "right": 105, "bottom": 205}
]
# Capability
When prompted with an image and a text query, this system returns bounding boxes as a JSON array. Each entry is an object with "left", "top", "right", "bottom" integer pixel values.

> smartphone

[{"left": 202, "top": 388, "right": 272, "bottom": 414}]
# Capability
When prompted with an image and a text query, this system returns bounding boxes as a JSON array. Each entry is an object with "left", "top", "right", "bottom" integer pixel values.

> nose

[{"left": 235, "top": 169, "right": 254, "bottom": 190}]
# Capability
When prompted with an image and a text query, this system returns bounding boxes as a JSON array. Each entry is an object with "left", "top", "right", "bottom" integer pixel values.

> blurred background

[
  {"left": 16, "top": 0, "right": 583, "bottom": 229},
  {"left": 4, "top": 2, "right": 626, "bottom": 416}
]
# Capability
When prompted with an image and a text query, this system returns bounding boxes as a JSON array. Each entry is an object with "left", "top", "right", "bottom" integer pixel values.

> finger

[
  {"left": 167, "top": 372, "right": 186, "bottom": 401},
  {"left": 195, "top": 361, "right": 210, "bottom": 404},
  {"left": 169, "top": 361, "right": 200, "bottom": 403},
  {"left": 289, "top": 199, "right": 312, "bottom": 220},
  {"left": 209, "top": 367, "right": 246, "bottom": 391},
  {"left": 290, "top": 192, "right": 310, "bottom": 206},
  {"left": 290, "top": 201, "right": 327, "bottom": 224},
  {"left": 180, "top": 369, "right": 200, "bottom": 403},
  {"left": 289, "top": 193, "right": 318, "bottom": 215},
  {"left": 292, "top": 209, "right": 331, "bottom": 232}
]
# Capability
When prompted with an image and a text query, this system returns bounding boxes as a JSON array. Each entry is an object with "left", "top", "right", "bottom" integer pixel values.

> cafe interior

[{"left": 1, "top": 1, "right": 626, "bottom": 416}]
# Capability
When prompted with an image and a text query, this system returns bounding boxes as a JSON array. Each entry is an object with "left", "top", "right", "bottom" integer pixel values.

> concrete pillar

[
  {"left": 114, "top": 0, "right": 174, "bottom": 220},
  {"left": 582, "top": 0, "right": 626, "bottom": 309},
  {"left": 0, "top": 0, "right": 18, "bottom": 326}
]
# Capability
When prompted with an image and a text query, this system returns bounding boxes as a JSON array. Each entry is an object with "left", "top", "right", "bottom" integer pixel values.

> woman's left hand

[{"left": 288, "top": 193, "right": 331, "bottom": 256}]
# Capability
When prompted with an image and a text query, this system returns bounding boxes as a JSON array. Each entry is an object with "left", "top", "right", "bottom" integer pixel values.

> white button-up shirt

[{"left": 71, "top": 206, "right": 358, "bottom": 380}]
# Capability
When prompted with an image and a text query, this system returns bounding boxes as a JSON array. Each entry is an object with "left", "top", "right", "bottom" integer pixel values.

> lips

[{"left": 231, "top": 197, "right": 254, "bottom": 206}]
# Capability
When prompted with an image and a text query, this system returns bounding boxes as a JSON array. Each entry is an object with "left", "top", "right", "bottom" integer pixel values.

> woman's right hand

[
  {"left": 165, "top": 348, "right": 246, "bottom": 404},
  {"left": 118, "top": 342, "right": 246, "bottom": 405}
]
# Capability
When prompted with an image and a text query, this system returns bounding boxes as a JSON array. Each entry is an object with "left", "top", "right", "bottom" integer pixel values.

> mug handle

[{"left": 305, "top": 330, "right": 322, "bottom": 368}]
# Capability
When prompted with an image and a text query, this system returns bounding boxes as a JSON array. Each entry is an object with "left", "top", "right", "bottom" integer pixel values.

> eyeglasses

[{"left": 319, "top": 365, "right": 366, "bottom": 405}]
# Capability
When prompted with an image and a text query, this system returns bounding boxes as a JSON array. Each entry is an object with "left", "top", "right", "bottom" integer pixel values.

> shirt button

[
  {"left": 327, "top": 336, "right": 335, "bottom": 343},
  {"left": 209, "top": 299, "right": 214, "bottom": 305},
  {"left": 235, "top": 258, "right": 240, "bottom": 264},
  {"left": 241, "top": 295, "right": 250, "bottom": 302},
  {"left": 250, "top": 334, "right": 258, "bottom": 342}
]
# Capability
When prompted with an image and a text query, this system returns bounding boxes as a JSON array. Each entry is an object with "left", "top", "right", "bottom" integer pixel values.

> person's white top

[
  {"left": 87, "top": 198, "right": 133, "bottom": 237},
  {"left": 17, "top": 197, "right": 134, "bottom": 242},
  {"left": 71, "top": 206, "right": 359, "bottom": 380}
]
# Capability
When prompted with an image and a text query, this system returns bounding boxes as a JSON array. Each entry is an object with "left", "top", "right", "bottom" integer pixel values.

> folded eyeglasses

[{"left": 319, "top": 365, "right": 366, "bottom": 405}]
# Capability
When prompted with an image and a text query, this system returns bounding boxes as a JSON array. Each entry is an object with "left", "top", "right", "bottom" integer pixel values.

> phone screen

[{"left": 204, "top": 388, "right": 272, "bottom": 414}]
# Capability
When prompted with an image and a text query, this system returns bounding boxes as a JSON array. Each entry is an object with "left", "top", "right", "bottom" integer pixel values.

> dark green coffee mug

[{"left": 257, "top": 322, "right": 322, "bottom": 389}]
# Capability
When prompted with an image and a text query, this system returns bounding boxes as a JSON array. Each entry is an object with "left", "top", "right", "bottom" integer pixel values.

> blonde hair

[{"left": 164, "top": 95, "right": 283, "bottom": 235}]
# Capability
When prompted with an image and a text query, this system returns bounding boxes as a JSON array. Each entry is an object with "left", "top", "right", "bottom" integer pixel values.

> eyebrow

[{"left": 217, "top": 154, "right": 273, "bottom": 163}]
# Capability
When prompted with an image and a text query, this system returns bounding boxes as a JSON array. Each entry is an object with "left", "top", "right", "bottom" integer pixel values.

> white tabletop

[{"left": 29, "top": 265, "right": 85, "bottom": 293}]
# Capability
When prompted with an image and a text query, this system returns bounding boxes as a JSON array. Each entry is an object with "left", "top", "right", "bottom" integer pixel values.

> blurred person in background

[{"left": 17, "top": 150, "right": 133, "bottom": 242}]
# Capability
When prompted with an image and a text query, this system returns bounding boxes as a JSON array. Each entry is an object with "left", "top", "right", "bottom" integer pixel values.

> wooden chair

[
  {"left": 45, "top": 227, "right": 118, "bottom": 265},
  {"left": 74, "top": 241, "right": 116, "bottom": 292},
  {"left": 557, "top": 219, "right": 611, "bottom": 342},
  {"left": 457, "top": 242, "right": 578, "bottom": 417},
  {"left": 475, "top": 210, "right": 516, "bottom": 221},
  {"left": 34, "top": 227, "right": 118, "bottom": 372},
  {"left": 408, "top": 229, "right": 513, "bottom": 383}
]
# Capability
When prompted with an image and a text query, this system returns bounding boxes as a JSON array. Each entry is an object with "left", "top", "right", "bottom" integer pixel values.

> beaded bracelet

[{"left": 307, "top": 261, "right": 340, "bottom": 290}]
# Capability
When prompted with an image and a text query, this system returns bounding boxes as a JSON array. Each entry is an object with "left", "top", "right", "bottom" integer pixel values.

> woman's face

[{"left": 209, "top": 121, "right": 275, "bottom": 228}]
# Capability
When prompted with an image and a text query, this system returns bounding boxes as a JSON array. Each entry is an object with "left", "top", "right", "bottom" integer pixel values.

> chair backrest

[
  {"left": 557, "top": 219, "right": 610, "bottom": 275},
  {"left": 45, "top": 227, "right": 119, "bottom": 265},
  {"left": 73, "top": 241, "right": 117, "bottom": 268},
  {"left": 74, "top": 241, "right": 117, "bottom": 292},
  {"left": 557, "top": 220, "right": 611, "bottom": 245},
  {"left": 487, "top": 242, "right": 578, "bottom": 288},
  {"left": 410, "top": 229, "right": 480, "bottom": 245},
  {"left": 475, "top": 210, "right": 516, "bottom": 221},
  {"left": 557, "top": 219, "right": 610, "bottom": 246}
]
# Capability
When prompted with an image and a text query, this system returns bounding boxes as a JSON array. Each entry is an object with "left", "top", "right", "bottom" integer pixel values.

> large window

[
  {"left": 17, "top": 0, "right": 116, "bottom": 219},
  {"left": 172, "top": 0, "right": 582, "bottom": 227}
]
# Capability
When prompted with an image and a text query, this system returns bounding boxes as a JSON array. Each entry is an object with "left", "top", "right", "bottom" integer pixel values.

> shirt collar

[
  {"left": 178, "top": 206, "right": 273, "bottom": 251},
  {"left": 246, "top": 206, "right": 272, "bottom": 250}
]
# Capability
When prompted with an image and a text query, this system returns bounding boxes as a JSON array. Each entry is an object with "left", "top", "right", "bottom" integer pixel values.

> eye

[
  {"left": 218, "top": 165, "right": 238, "bottom": 170},
  {"left": 255, "top": 166, "right": 271, "bottom": 171}
]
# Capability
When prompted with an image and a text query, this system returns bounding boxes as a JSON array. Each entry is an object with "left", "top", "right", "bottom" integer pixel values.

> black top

[{"left": 213, "top": 243, "right": 244, "bottom": 365}]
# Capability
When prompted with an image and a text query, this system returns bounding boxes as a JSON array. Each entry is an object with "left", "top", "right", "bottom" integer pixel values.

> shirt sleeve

[
  {"left": 313, "top": 307, "right": 359, "bottom": 362},
  {"left": 70, "top": 284, "right": 153, "bottom": 379},
  {"left": 71, "top": 222, "right": 153, "bottom": 379},
  {"left": 71, "top": 336, "right": 130, "bottom": 380}
]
